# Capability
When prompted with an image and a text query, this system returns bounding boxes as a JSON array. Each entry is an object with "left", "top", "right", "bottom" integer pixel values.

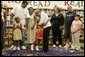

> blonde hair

[
  {"left": 34, "top": 10, "right": 40, "bottom": 16},
  {"left": 67, "top": 5, "right": 72, "bottom": 9}
]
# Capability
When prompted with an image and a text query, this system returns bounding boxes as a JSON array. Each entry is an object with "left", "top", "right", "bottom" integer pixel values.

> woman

[
  {"left": 50, "top": 6, "right": 64, "bottom": 48},
  {"left": 27, "top": 7, "right": 37, "bottom": 51},
  {"left": 39, "top": 9, "right": 51, "bottom": 52},
  {"left": 64, "top": 5, "right": 75, "bottom": 49}
]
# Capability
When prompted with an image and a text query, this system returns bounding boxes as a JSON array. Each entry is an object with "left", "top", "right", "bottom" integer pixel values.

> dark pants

[
  {"left": 52, "top": 25, "right": 62, "bottom": 45},
  {"left": 43, "top": 26, "right": 51, "bottom": 52},
  {"left": 1, "top": 21, "right": 6, "bottom": 49},
  {"left": 64, "top": 27, "right": 72, "bottom": 42}
]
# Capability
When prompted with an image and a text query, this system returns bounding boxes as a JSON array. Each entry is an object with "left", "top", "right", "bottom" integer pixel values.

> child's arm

[
  {"left": 13, "top": 23, "right": 16, "bottom": 30},
  {"left": 75, "top": 22, "right": 82, "bottom": 33},
  {"left": 20, "top": 24, "right": 22, "bottom": 32}
]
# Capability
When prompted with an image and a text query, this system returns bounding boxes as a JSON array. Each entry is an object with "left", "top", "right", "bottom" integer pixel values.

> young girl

[
  {"left": 35, "top": 24, "right": 43, "bottom": 51},
  {"left": 71, "top": 14, "right": 82, "bottom": 51},
  {"left": 13, "top": 17, "right": 22, "bottom": 50}
]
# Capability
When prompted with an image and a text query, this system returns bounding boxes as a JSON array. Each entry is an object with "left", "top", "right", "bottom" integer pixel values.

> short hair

[
  {"left": 28, "top": 7, "right": 34, "bottom": 10},
  {"left": 34, "top": 10, "right": 40, "bottom": 15},
  {"left": 14, "top": 17, "right": 20, "bottom": 21},
  {"left": 74, "top": 14, "right": 80, "bottom": 19},
  {"left": 22, "top": 1, "right": 28, "bottom": 4}
]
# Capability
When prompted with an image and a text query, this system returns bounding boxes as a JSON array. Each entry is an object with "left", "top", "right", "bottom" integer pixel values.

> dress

[
  {"left": 13, "top": 22, "right": 22, "bottom": 40},
  {"left": 27, "top": 13, "right": 36, "bottom": 44},
  {"left": 36, "top": 25, "right": 43, "bottom": 40}
]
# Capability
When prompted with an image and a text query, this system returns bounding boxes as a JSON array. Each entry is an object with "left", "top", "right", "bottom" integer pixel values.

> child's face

[
  {"left": 15, "top": 17, "right": 20, "bottom": 23},
  {"left": 75, "top": 16, "right": 79, "bottom": 20}
]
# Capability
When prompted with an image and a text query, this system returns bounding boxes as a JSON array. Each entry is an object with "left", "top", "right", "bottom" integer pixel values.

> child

[
  {"left": 13, "top": 17, "right": 22, "bottom": 50},
  {"left": 35, "top": 24, "right": 43, "bottom": 51},
  {"left": 70, "top": 14, "right": 82, "bottom": 51}
]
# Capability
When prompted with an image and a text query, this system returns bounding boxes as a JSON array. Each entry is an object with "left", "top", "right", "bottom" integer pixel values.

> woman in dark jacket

[{"left": 50, "top": 7, "right": 64, "bottom": 47}]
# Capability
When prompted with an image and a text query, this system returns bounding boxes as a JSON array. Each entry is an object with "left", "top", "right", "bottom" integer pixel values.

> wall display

[{"left": 2, "top": 1, "right": 84, "bottom": 9}]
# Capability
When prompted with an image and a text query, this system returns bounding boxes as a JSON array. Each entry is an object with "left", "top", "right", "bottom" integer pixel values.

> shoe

[
  {"left": 52, "top": 44, "right": 56, "bottom": 48},
  {"left": 64, "top": 44, "right": 69, "bottom": 49},
  {"left": 31, "top": 44, "right": 34, "bottom": 51},
  {"left": 70, "top": 49, "right": 75, "bottom": 53},
  {"left": 36, "top": 46, "right": 39, "bottom": 51},
  {"left": 59, "top": 45, "right": 62, "bottom": 48},
  {"left": 75, "top": 48, "right": 80, "bottom": 51},
  {"left": 13, "top": 46, "right": 17, "bottom": 50},
  {"left": 21, "top": 46, "right": 26, "bottom": 49},
  {"left": 17, "top": 47, "right": 20, "bottom": 50},
  {"left": 9, "top": 45, "right": 14, "bottom": 49}
]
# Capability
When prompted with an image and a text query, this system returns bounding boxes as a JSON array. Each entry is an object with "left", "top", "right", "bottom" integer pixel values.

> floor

[{"left": 2, "top": 46, "right": 84, "bottom": 56}]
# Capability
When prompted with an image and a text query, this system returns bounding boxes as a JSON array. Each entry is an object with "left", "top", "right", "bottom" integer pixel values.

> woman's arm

[
  {"left": 31, "top": 15, "right": 37, "bottom": 30},
  {"left": 50, "top": 13, "right": 55, "bottom": 24}
]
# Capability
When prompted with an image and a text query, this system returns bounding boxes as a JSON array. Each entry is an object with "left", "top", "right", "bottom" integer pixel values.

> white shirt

[
  {"left": 11, "top": 4, "right": 30, "bottom": 29},
  {"left": 39, "top": 10, "right": 51, "bottom": 28},
  {"left": 1, "top": 9, "right": 5, "bottom": 21},
  {"left": 55, "top": 13, "right": 59, "bottom": 17}
]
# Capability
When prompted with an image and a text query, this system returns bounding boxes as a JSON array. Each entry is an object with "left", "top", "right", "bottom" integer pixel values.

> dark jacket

[
  {"left": 50, "top": 13, "right": 64, "bottom": 27},
  {"left": 65, "top": 11, "right": 75, "bottom": 28}
]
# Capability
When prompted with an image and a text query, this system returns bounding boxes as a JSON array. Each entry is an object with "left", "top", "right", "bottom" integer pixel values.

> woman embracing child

[{"left": 32, "top": 10, "right": 43, "bottom": 51}]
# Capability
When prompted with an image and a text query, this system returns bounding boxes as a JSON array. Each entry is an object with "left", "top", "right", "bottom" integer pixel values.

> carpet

[{"left": 2, "top": 47, "right": 84, "bottom": 56}]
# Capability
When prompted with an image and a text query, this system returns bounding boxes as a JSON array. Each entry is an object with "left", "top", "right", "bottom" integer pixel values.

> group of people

[{"left": 1, "top": 1, "right": 82, "bottom": 52}]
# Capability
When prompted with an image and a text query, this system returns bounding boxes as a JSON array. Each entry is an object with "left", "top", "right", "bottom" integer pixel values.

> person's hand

[
  {"left": 59, "top": 26, "right": 64, "bottom": 30},
  {"left": 24, "top": 23, "right": 28, "bottom": 28},
  {"left": 24, "top": 24, "right": 26, "bottom": 27},
  {"left": 71, "top": 29, "right": 75, "bottom": 33},
  {"left": 31, "top": 25, "right": 34, "bottom": 30},
  {"left": 16, "top": 25, "right": 20, "bottom": 28}
]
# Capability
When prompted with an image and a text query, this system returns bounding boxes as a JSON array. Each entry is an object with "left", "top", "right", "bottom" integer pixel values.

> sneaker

[
  {"left": 75, "top": 48, "right": 80, "bottom": 51},
  {"left": 36, "top": 46, "right": 39, "bottom": 51},
  {"left": 70, "top": 49, "right": 75, "bottom": 53},
  {"left": 52, "top": 44, "right": 56, "bottom": 48},
  {"left": 59, "top": 45, "right": 62, "bottom": 48},
  {"left": 13, "top": 46, "right": 17, "bottom": 50},
  {"left": 31, "top": 44, "right": 34, "bottom": 51},
  {"left": 17, "top": 47, "right": 20, "bottom": 50},
  {"left": 9, "top": 45, "right": 14, "bottom": 49},
  {"left": 21, "top": 46, "right": 26, "bottom": 49},
  {"left": 64, "top": 44, "right": 69, "bottom": 49}
]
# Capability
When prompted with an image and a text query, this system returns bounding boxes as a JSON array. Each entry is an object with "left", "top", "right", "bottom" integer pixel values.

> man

[
  {"left": 10, "top": 1, "right": 30, "bottom": 50},
  {"left": 64, "top": 5, "right": 75, "bottom": 49},
  {"left": 38, "top": 9, "right": 51, "bottom": 52}
]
